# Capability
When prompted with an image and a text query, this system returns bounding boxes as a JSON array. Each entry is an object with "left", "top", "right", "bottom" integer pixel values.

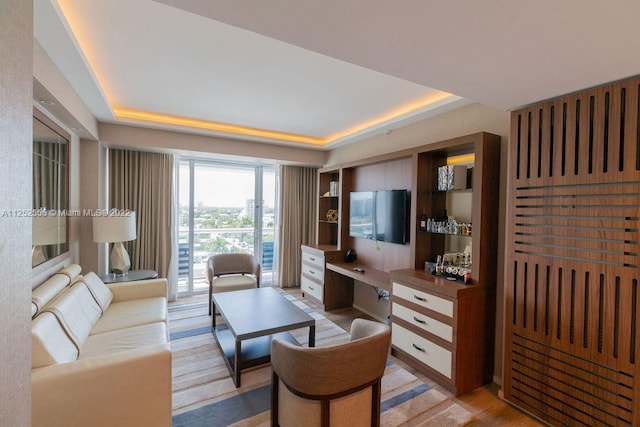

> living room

[{"left": 3, "top": 1, "right": 640, "bottom": 426}]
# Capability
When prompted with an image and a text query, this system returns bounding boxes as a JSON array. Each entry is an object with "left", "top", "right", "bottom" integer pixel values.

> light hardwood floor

[{"left": 172, "top": 288, "right": 545, "bottom": 426}]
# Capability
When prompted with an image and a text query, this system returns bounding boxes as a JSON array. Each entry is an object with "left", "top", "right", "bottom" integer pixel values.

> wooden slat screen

[{"left": 504, "top": 76, "right": 640, "bottom": 426}]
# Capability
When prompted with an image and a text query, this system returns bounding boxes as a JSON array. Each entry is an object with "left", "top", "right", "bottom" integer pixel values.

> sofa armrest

[
  {"left": 107, "top": 278, "right": 168, "bottom": 302},
  {"left": 32, "top": 343, "right": 172, "bottom": 427}
]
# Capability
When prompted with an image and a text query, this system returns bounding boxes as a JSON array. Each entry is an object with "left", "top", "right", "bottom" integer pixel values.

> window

[{"left": 178, "top": 159, "right": 277, "bottom": 295}]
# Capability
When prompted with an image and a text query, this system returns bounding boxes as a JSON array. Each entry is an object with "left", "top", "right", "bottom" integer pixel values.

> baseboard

[{"left": 493, "top": 374, "right": 502, "bottom": 386}]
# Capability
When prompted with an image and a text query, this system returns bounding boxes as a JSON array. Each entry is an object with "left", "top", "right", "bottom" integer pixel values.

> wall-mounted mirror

[{"left": 32, "top": 108, "right": 69, "bottom": 267}]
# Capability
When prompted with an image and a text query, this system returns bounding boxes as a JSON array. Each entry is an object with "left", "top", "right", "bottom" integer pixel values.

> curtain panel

[
  {"left": 277, "top": 165, "right": 317, "bottom": 288},
  {"left": 109, "top": 149, "right": 174, "bottom": 287}
]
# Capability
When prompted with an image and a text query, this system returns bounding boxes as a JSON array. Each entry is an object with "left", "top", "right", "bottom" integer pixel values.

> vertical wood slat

[{"left": 504, "top": 75, "right": 640, "bottom": 426}]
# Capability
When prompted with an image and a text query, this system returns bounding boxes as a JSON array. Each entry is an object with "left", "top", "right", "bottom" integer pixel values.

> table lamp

[{"left": 92, "top": 212, "right": 137, "bottom": 275}]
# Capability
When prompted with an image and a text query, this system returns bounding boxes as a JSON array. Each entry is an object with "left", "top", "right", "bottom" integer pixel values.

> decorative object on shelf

[
  {"left": 329, "top": 181, "right": 339, "bottom": 196},
  {"left": 419, "top": 212, "right": 427, "bottom": 231},
  {"left": 93, "top": 211, "right": 137, "bottom": 275},
  {"left": 326, "top": 209, "right": 338, "bottom": 222},
  {"left": 437, "top": 165, "right": 467, "bottom": 191},
  {"left": 430, "top": 251, "right": 471, "bottom": 284}
]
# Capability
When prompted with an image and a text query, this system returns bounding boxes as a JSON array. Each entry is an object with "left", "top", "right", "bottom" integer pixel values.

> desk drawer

[
  {"left": 302, "top": 262, "right": 324, "bottom": 282},
  {"left": 301, "top": 275, "right": 323, "bottom": 302},
  {"left": 392, "top": 323, "right": 452, "bottom": 379},
  {"left": 392, "top": 303, "right": 453, "bottom": 343},
  {"left": 392, "top": 282, "right": 453, "bottom": 318},
  {"left": 301, "top": 251, "right": 324, "bottom": 268}
]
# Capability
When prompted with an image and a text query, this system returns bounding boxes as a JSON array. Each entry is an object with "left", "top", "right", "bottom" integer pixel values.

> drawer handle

[
  {"left": 413, "top": 316, "right": 426, "bottom": 324},
  {"left": 309, "top": 270, "right": 315, "bottom": 275},
  {"left": 413, "top": 295, "right": 427, "bottom": 302},
  {"left": 309, "top": 257, "right": 316, "bottom": 262},
  {"left": 412, "top": 343, "right": 425, "bottom": 353},
  {"left": 309, "top": 286, "right": 314, "bottom": 291}
]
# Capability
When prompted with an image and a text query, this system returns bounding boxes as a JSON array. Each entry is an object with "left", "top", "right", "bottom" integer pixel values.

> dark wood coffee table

[{"left": 211, "top": 287, "right": 315, "bottom": 387}]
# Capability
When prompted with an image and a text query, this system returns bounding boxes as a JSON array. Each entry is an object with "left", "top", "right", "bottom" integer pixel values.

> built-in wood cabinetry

[
  {"left": 302, "top": 132, "right": 501, "bottom": 395},
  {"left": 391, "top": 132, "right": 500, "bottom": 396},
  {"left": 390, "top": 272, "right": 491, "bottom": 395},
  {"left": 300, "top": 244, "right": 353, "bottom": 310}
]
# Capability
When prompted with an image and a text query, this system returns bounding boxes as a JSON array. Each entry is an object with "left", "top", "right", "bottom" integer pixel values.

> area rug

[{"left": 168, "top": 290, "right": 475, "bottom": 426}]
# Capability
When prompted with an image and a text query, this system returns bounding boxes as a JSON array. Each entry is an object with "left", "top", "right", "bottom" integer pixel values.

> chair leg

[
  {"left": 320, "top": 401, "right": 330, "bottom": 427},
  {"left": 271, "top": 372, "right": 279, "bottom": 426},
  {"left": 371, "top": 380, "right": 381, "bottom": 427},
  {"left": 208, "top": 282, "right": 212, "bottom": 316}
]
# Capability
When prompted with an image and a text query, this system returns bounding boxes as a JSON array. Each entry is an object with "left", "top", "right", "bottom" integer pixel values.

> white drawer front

[
  {"left": 301, "top": 251, "right": 324, "bottom": 268},
  {"left": 392, "top": 303, "right": 453, "bottom": 343},
  {"left": 392, "top": 323, "right": 452, "bottom": 379},
  {"left": 302, "top": 262, "right": 324, "bottom": 282},
  {"left": 301, "top": 275, "right": 323, "bottom": 302},
  {"left": 392, "top": 282, "right": 453, "bottom": 318}
]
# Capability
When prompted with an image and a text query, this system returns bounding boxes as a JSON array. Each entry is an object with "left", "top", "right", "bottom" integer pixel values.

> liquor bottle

[{"left": 419, "top": 211, "right": 427, "bottom": 231}]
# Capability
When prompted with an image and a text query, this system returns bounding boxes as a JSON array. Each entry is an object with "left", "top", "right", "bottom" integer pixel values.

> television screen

[
  {"left": 349, "top": 190, "right": 407, "bottom": 244},
  {"left": 349, "top": 191, "right": 374, "bottom": 240},
  {"left": 375, "top": 190, "right": 407, "bottom": 244}
]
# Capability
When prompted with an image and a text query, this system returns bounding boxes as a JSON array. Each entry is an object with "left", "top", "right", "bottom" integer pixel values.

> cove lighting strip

[{"left": 447, "top": 154, "right": 475, "bottom": 165}]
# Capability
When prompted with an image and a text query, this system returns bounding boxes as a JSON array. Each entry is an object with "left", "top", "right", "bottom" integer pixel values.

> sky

[{"left": 178, "top": 162, "right": 276, "bottom": 208}]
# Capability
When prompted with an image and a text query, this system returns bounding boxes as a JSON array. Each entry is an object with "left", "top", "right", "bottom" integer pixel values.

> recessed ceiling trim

[
  {"left": 113, "top": 90, "right": 459, "bottom": 147},
  {"left": 113, "top": 107, "right": 327, "bottom": 146}
]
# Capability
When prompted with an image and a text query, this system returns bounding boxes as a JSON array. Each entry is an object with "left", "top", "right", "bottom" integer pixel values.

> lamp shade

[{"left": 92, "top": 212, "right": 137, "bottom": 243}]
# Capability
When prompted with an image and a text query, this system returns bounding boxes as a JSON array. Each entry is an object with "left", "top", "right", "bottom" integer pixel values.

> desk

[
  {"left": 326, "top": 262, "right": 391, "bottom": 292},
  {"left": 322, "top": 261, "right": 391, "bottom": 313},
  {"left": 101, "top": 269, "right": 158, "bottom": 284}
]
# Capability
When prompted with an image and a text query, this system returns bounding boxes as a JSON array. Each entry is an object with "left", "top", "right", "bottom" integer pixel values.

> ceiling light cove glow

[
  {"left": 326, "top": 92, "right": 456, "bottom": 143},
  {"left": 113, "top": 109, "right": 327, "bottom": 146},
  {"left": 115, "top": 92, "right": 456, "bottom": 147},
  {"left": 447, "top": 154, "right": 475, "bottom": 165}
]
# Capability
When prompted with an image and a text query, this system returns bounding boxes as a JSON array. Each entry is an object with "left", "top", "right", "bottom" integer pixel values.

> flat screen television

[{"left": 349, "top": 190, "right": 407, "bottom": 244}]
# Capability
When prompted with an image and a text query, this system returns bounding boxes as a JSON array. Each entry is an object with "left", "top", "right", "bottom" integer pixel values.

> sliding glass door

[{"left": 178, "top": 159, "right": 277, "bottom": 295}]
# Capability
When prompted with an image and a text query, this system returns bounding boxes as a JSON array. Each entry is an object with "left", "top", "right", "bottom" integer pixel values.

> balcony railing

[{"left": 177, "top": 228, "right": 274, "bottom": 294}]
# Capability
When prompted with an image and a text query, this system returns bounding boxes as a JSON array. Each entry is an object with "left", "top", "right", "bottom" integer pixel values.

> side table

[{"left": 101, "top": 269, "right": 158, "bottom": 284}]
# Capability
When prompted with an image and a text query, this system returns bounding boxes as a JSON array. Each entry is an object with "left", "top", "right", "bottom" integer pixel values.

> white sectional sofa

[{"left": 30, "top": 264, "right": 172, "bottom": 427}]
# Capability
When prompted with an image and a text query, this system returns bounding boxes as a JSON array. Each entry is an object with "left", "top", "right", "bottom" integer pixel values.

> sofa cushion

[
  {"left": 31, "top": 273, "right": 71, "bottom": 315},
  {"left": 55, "top": 263, "right": 82, "bottom": 282},
  {"left": 91, "top": 297, "right": 167, "bottom": 335},
  {"left": 81, "top": 322, "right": 168, "bottom": 359},
  {"left": 211, "top": 275, "right": 257, "bottom": 293},
  {"left": 44, "top": 282, "right": 102, "bottom": 351},
  {"left": 80, "top": 272, "right": 113, "bottom": 313},
  {"left": 32, "top": 312, "right": 79, "bottom": 368}
]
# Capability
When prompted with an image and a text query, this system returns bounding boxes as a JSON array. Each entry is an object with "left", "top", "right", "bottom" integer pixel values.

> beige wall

[
  {"left": 0, "top": 1, "right": 33, "bottom": 425},
  {"left": 327, "top": 103, "right": 510, "bottom": 383},
  {"left": 33, "top": 39, "right": 98, "bottom": 140},
  {"left": 78, "top": 139, "right": 104, "bottom": 273},
  {"left": 99, "top": 123, "right": 328, "bottom": 166}
]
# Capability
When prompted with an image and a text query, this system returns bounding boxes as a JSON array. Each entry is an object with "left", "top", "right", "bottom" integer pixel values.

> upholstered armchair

[
  {"left": 207, "top": 253, "right": 261, "bottom": 315},
  {"left": 270, "top": 318, "right": 391, "bottom": 427}
]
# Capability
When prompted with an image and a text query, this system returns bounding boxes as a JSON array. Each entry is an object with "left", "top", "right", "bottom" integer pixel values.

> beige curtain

[
  {"left": 109, "top": 149, "right": 173, "bottom": 283},
  {"left": 277, "top": 165, "right": 317, "bottom": 288}
]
